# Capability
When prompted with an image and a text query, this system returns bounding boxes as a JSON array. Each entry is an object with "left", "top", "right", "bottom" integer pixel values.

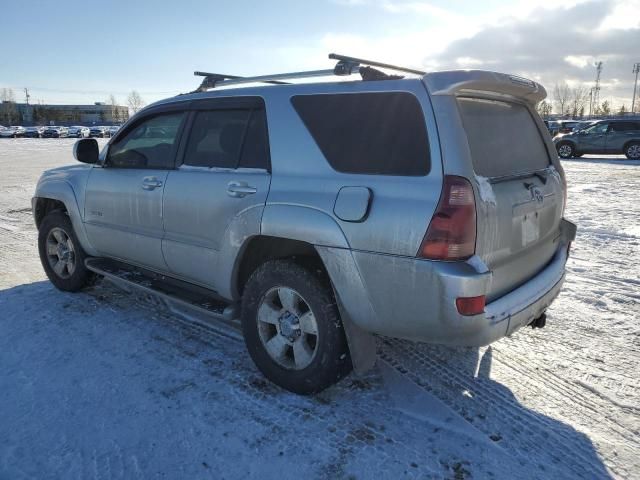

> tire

[
  {"left": 241, "top": 259, "right": 352, "bottom": 394},
  {"left": 557, "top": 142, "right": 575, "bottom": 159},
  {"left": 624, "top": 142, "right": 640, "bottom": 160},
  {"left": 38, "top": 210, "right": 95, "bottom": 292}
]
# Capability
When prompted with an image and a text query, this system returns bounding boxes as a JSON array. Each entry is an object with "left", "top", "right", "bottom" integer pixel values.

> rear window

[
  {"left": 291, "top": 92, "right": 430, "bottom": 176},
  {"left": 457, "top": 97, "right": 550, "bottom": 178}
]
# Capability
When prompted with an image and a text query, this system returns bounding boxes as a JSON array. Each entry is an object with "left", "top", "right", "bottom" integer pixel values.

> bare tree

[
  {"left": 618, "top": 104, "right": 627, "bottom": 115},
  {"left": 600, "top": 100, "right": 611, "bottom": 117},
  {"left": 0, "top": 88, "right": 18, "bottom": 124},
  {"left": 108, "top": 94, "right": 118, "bottom": 122},
  {"left": 127, "top": 90, "right": 145, "bottom": 114},
  {"left": 1, "top": 87, "right": 16, "bottom": 102},
  {"left": 569, "top": 85, "right": 589, "bottom": 119},
  {"left": 553, "top": 83, "right": 571, "bottom": 117},
  {"left": 536, "top": 100, "right": 552, "bottom": 118}
]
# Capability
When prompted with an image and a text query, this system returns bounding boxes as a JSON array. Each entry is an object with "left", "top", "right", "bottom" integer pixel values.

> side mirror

[{"left": 73, "top": 138, "right": 99, "bottom": 164}]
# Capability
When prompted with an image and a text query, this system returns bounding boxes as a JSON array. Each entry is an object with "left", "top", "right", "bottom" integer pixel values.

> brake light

[
  {"left": 418, "top": 175, "right": 477, "bottom": 260},
  {"left": 456, "top": 295, "right": 486, "bottom": 316}
]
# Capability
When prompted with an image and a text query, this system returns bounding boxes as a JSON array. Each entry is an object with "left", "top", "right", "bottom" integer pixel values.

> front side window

[
  {"left": 182, "top": 109, "right": 270, "bottom": 170},
  {"left": 585, "top": 122, "right": 608, "bottom": 134},
  {"left": 107, "top": 112, "right": 186, "bottom": 169}
]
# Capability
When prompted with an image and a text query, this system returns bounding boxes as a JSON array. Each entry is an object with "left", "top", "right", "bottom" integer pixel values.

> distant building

[{"left": 7, "top": 102, "right": 129, "bottom": 126}]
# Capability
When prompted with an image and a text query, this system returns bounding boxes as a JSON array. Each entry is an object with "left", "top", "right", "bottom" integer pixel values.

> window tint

[
  {"left": 108, "top": 112, "right": 185, "bottom": 169},
  {"left": 457, "top": 98, "right": 549, "bottom": 178},
  {"left": 183, "top": 110, "right": 249, "bottom": 168},
  {"left": 609, "top": 121, "right": 639, "bottom": 132},
  {"left": 239, "top": 110, "right": 270, "bottom": 170},
  {"left": 291, "top": 92, "right": 430, "bottom": 176}
]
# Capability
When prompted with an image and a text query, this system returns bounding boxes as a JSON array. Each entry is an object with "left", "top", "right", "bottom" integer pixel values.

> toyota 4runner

[{"left": 33, "top": 54, "right": 576, "bottom": 394}]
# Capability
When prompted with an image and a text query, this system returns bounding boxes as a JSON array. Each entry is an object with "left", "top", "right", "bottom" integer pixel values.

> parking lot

[{"left": 0, "top": 139, "right": 638, "bottom": 479}]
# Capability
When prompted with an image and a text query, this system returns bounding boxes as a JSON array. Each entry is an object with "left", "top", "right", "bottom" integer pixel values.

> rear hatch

[{"left": 456, "top": 96, "right": 564, "bottom": 301}]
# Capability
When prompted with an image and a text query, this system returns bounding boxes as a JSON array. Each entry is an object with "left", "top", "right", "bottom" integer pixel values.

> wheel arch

[{"left": 32, "top": 180, "right": 98, "bottom": 256}]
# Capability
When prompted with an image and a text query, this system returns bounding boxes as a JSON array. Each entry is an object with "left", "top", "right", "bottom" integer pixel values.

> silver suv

[
  {"left": 554, "top": 119, "right": 640, "bottom": 159},
  {"left": 33, "top": 55, "right": 576, "bottom": 394}
]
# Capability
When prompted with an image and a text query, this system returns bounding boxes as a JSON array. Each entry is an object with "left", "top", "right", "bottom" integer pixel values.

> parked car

[
  {"left": 67, "top": 126, "right": 90, "bottom": 138},
  {"left": 0, "top": 126, "right": 26, "bottom": 138},
  {"left": 32, "top": 64, "right": 576, "bottom": 394},
  {"left": 547, "top": 120, "right": 583, "bottom": 137},
  {"left": 24, "top": 127, "right": 44, "bottom": 138},
  {"left": 89, "top": 126, "right": 109, "bottom": 138},
  {"left": 554, "top": 119, "right": 640, "bottom": 159},
  {"left": 107, "top": 125, "right": 121, "bottom": 137},
  {"left": 41, "top": 126, "right": 69, "bottom": 138}
]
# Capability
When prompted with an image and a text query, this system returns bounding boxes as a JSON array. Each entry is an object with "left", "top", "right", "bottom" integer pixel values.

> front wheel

[
  {"left": 38, "top": 210, "right": 95, "bottom": 291},
  {"left": 624, "top": 142, "right": 640, "bottom": 160},
  {"left": 557, "top": 142, "right": 575, "bottom": 159},
  {"left": 241, "top": 260, "right": 352, "bottom": 394}
]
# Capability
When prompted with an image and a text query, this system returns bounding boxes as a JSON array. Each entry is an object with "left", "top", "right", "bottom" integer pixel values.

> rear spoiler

[{"left": 423, "top": 70, "right": 546, "bottom": 105}]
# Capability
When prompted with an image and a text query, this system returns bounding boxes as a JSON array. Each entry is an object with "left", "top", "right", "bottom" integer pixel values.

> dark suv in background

[{"left": 554, "top": 120, "right": 640, "bottom": 159}]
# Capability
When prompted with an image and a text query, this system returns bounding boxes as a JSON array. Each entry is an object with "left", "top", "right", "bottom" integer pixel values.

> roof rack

[{"left": 193, "top": 53, "right": 426, "bottom": 91}]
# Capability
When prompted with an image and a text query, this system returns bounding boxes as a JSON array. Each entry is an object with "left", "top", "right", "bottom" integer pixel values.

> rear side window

[
  {"left": 183, "top": 109, "right": 270, "bottom": 170},
  {"left": 609, "top": 121, "right": 639, "bottom": 132},
  {"left": 291, "top": 92, "right": 430, "bottom": 176},
  {"left": 457, "top": 98, "right": 550, "bottom": 178}
]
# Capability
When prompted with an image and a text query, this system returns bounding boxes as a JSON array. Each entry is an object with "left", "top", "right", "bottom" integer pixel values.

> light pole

[{"left": 632, "top": 63, "right": 640, "bottom": 114}]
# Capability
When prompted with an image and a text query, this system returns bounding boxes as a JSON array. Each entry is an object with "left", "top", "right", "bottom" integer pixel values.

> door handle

[
  {"left": 227, "top": 181, "right": 257, "bottom": 198},
  {"left": 141, "top": 177, "right": 163, "bottom": 190}
]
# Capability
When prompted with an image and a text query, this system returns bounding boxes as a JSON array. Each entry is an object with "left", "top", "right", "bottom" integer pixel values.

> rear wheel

[
  {"left": 38, "top": 210, "right": 95, "bottom": 291},
  {"left": 241, "top": 260, "right": 352, "bottom": 394},
  {"left": 557, "top": 142, "right": 575, "bottom": 159},
  {"left": 624, "top": 142, "right": 640, "bottom": 160}
]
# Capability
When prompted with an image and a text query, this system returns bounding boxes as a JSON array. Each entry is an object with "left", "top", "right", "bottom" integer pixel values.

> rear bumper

[{"left": 318, "top": 219, "right": 575, "bottom": 346}]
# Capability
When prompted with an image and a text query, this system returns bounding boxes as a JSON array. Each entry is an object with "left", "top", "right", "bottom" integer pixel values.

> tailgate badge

[{"left": 529, "top": 185, "right": 544, "bottom": 204}]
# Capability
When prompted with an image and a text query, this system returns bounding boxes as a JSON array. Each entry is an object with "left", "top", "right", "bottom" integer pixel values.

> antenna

[{"left": 24, "top": 87, "right": 30, "bottom": 105}]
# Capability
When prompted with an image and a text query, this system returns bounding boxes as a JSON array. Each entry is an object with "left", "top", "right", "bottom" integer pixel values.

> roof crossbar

[
  {"left": 328, "top": 53, "right": 426, "bottom": 76},
  {"left": 192, "top": 71, "right": 289, "bottom": 92},
  {"left": 193, "top": 53, "right": 426, "bottom": 91}
]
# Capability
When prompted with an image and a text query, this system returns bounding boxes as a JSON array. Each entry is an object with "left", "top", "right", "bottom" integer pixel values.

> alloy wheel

[{"left": 256, "top": 286, "right": 319, "bottom": 370}]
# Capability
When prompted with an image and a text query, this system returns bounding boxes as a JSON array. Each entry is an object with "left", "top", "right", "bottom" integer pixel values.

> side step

[{"left": 85, "top": 258, "right": 242, "bottom": 340}]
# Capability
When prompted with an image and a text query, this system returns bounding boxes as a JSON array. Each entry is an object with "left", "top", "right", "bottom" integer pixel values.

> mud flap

[{"left": 334, "top": 291, "right": 377, "bottom": 374}]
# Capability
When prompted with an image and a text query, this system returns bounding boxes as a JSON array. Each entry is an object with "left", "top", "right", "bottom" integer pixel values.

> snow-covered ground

[{"left": 0, "top": 139, "right": 638, "bottom": 479}]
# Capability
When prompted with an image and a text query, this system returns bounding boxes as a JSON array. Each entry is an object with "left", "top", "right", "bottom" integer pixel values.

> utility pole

[
  {"left": 592, "top": 61, "right": 603, "bottom": 115},
  {"left": 24, "top": 87, "right": 30, "bottom": 105},
  {"left": 632, "top": 62, "right": 640, "bottom": 114}
]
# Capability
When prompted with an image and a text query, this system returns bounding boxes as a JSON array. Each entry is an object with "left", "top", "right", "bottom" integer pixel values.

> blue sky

[{"left": 2, "top": 0, "right": 639, "bottom": 108}]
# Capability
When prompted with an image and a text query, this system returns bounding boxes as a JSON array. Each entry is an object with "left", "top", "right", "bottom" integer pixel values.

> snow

[{"left": 1, "top": 139, "right": 639, "bottom": 479}]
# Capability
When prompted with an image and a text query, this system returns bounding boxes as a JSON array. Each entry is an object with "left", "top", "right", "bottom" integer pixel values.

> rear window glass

[
  {"left": 457, "top": 98, "right": 550, "bottom": 178},
  {"left": 291, "top": 92, "right": 430, "bottom": 176}
]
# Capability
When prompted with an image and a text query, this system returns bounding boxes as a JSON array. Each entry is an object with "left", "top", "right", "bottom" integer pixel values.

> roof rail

[{"left": 193, "top": 53, "right": 426, "bottom": 91}]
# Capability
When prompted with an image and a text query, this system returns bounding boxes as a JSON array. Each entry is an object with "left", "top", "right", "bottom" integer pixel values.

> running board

[{"left": 85, "top": 258, "right": 241, "bottom": 340}]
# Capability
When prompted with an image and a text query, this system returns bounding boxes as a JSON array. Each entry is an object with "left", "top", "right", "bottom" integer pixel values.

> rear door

[
  {"left": 605, "top": 121, "right": 639, "bottom": 153},
  {"left": 161, "top": 98, "right": 271, "bottom": 290},
  {"left": 456, "top": 97, "right": 564, "bottom": 300},
  {"left": 84, "top": 109, "right": 187, "bottom": 271}
]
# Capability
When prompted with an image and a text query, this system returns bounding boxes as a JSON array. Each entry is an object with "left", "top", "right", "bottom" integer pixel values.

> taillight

[
  {"left": 456, "top": 295, "right": 486, "bottom": 316},
  {"left": 418, "top": 175, "right": 476, "bottom": 261}
]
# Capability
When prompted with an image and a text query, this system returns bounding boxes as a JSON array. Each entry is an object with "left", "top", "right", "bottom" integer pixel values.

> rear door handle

[
  {"left": 141, "top": 177, "right": 163, "bottom": 190},
  {"left": 227, "top": 181, "right": 257, "bottom": 198}
]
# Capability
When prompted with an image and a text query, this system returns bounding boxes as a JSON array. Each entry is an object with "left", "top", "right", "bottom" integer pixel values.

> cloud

[{"left": 430, "top": 0, "right": 640, "bottom": 107}]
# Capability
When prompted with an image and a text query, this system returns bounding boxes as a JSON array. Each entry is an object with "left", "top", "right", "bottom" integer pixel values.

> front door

[
  {"left": 578, "top": 122, "right": 608, "bottom": 154},
  {"left": 84, "top": 110, "right": 187, "bottom": 271},
  {"left": 162, "top": 100, "right": 271, "bottom": 291}
]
